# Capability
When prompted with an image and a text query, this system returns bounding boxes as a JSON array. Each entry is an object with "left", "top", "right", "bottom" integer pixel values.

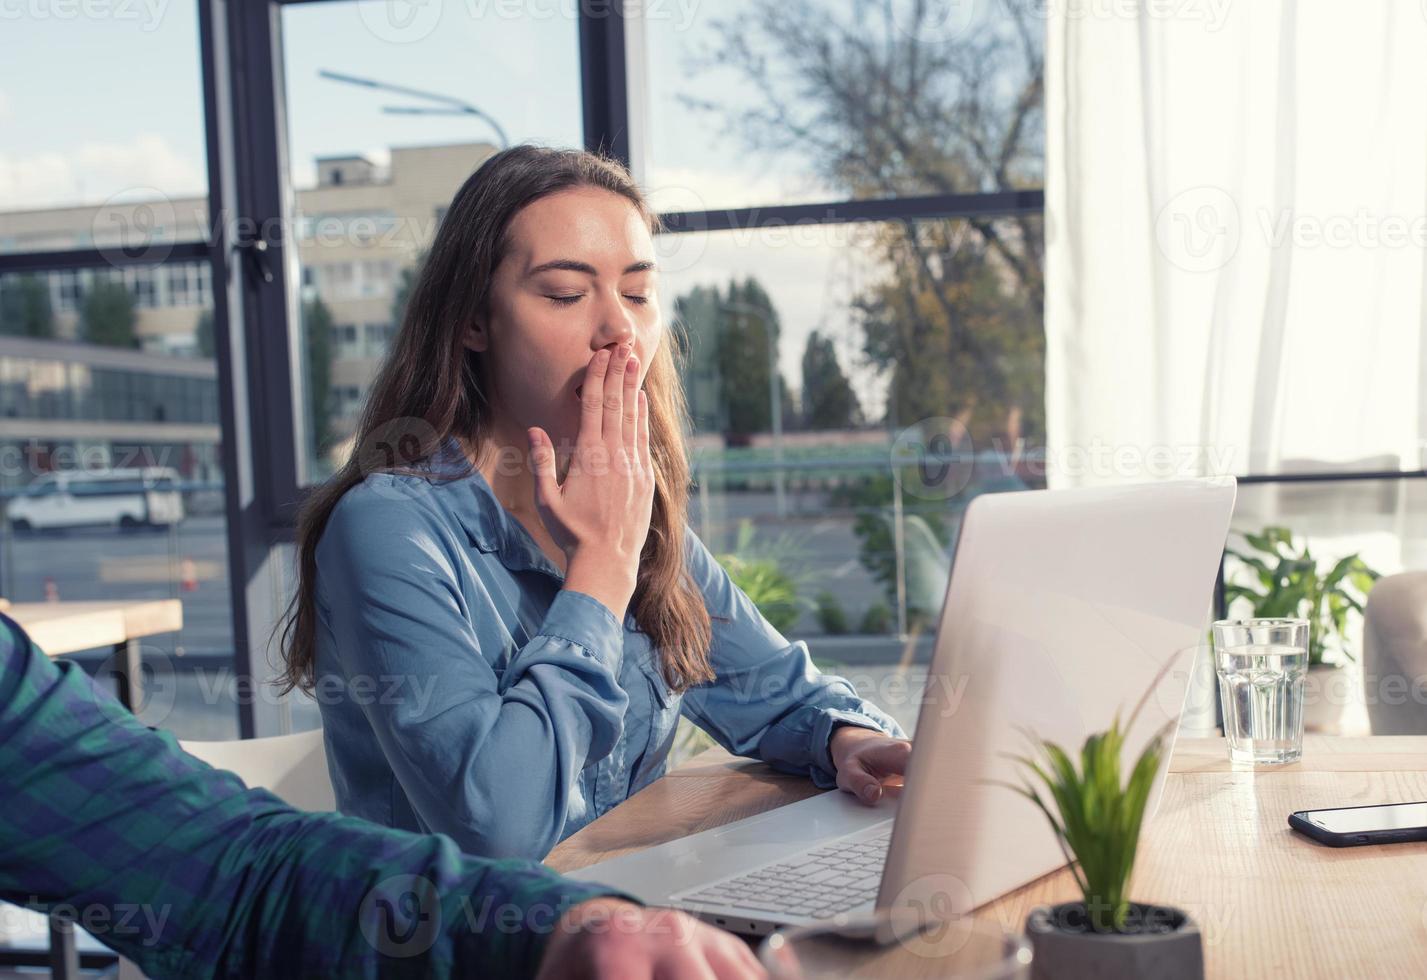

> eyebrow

[{"left": 523, "top": 259, "right": 657, "bottom": 279}]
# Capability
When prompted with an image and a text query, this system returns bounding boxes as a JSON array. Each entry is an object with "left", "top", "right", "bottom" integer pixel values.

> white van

[{"left": 7, "top": 468, "right": 186, "bottom": 532}]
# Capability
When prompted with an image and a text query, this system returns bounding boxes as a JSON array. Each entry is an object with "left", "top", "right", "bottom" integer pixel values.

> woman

[{"left": 277, "top": 144, "right": 910, "bottom": 861}]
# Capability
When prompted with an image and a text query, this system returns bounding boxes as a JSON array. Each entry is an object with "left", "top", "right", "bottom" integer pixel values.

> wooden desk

[
  {"left": 6, "top": 599, "right": 182, "bottom": 711},
  {"left": 547, "top": 736, "right": 1427, "bottom": 979}
]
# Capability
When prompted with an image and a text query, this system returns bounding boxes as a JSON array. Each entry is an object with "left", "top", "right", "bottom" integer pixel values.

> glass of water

[{"left": 1213, "top": 618, "right": 1310, "bottom": 764}]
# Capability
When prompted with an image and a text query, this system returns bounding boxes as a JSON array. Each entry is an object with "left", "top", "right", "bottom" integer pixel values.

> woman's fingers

[
  {"left": 622, "top": 352, "right": 640, "bottom": 454},
  {"left": 527, "top": 426, "right": 559, "bottom": 507},
  {"left": 580, "top": 348, "right": 611, "bottom": 440},
  {"left": 838, "top": 740, "right": 912, "bottom": 805},
  {"left": 603, "top": 345, "right": 631, "bottom": 446},
  {"left": 637, "top": 390, "right": 651, "bottom": 476}
]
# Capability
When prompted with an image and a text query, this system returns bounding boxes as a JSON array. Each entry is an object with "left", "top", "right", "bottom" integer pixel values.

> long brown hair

[{"left": 274, "top": 144, "right": 714, "bottom": 695}]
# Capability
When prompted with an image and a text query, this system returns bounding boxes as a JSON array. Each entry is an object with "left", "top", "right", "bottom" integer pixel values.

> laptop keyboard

[{"left": 673, "top": 827, "right": 892, "bottom": 920}]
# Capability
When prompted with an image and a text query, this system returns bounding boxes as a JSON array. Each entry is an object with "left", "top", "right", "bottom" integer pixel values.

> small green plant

[
  {"left": 713, "top": 519, "right": 812, "bottom": 633},
  {"left": 859, "top": 601, "right": 893, "bottom": 635},
  {"left": 1003, "top": 673, "right": 1171, "bottom": 934},
  {"left": 1225, "top": 526, "right": 1380, "bottom": 666},
  {"left": 815, "top": 590, "right": 849, "bottom": 635}
]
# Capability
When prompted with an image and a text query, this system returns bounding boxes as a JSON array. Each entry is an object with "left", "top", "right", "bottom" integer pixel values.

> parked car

[{"left": 7, "top": 468, "right": 185, "bottom": 532}]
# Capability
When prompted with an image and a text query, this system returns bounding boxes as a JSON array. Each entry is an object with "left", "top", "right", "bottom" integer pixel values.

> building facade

[{"left": 0, "top": 141, "right": 495, "bottom": 479}]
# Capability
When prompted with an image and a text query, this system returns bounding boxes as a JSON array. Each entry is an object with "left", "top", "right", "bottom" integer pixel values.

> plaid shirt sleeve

[{"left": 0, "top": 612, "right": 636, "bottom": 979}]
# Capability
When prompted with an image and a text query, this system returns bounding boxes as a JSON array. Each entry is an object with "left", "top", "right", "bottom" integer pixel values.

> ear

[{"left": 460, "top": 320, "right": 488, "bottom": 353}]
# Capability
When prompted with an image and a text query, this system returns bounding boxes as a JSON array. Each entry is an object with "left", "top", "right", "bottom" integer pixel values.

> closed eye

[{"left": 546, "top": 294, "right": 650, "bottom": 306}]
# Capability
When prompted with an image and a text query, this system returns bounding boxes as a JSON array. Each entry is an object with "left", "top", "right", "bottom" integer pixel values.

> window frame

[{"left": 0, "top": 0, "right": 1421, "bottom": 746}]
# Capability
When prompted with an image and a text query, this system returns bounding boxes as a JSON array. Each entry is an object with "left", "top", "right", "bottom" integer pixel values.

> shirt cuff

[
  {"left": 486, "top": 877, "right": 646, "bottom": 978},
  {"left": 540, "top": 589, "right": 626, "bottom": 659},
  {"left": 810, "top": 708, "right": 901, "bottom": 789}
]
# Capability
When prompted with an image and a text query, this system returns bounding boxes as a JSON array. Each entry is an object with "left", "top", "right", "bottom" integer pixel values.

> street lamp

[{"left": 319, "top": 69, "right": 510, "bottom": 149}]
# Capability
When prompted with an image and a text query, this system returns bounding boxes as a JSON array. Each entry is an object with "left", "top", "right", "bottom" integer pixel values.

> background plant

[
  {"left": 1225, "top": 526, "right": 1380, "bottom": 666},
  {"left": 713, "top": 518, "right": 814, "bottom": 633},
  {"left": 828, "top": 473, "right": 954, "bottom": 631},
  {"left": 815, "top": 590, "right": 849, "bottom": 635}
]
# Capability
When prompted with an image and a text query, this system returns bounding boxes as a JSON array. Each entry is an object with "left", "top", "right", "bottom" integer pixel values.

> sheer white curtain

[{"left": 1044, "top": 0, "right": 1427, "bottom": 492}]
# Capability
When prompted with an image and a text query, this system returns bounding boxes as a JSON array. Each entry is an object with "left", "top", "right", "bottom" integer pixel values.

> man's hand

[
  {"left": 536, "top": 897, "right": 765, "bottom": 979},
  {"left": 830, "top": 726, "right": 912, "bottom": 805}
]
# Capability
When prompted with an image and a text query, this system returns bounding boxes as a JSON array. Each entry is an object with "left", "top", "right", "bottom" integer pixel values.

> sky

[{"left": 0, "top": 0, "right": 886, "bottom": 413}]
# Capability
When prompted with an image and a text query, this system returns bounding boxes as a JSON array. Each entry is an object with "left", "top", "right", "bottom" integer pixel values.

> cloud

[{"left": 0, "top": 133, "right": 205, "bottom": 211}]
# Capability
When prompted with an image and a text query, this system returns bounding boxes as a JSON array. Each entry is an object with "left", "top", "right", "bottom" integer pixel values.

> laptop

[{"left": 568, "top": 478, "right": 1238, "bottom": 935}]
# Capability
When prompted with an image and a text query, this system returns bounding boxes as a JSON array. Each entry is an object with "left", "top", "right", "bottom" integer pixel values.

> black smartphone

[{"left": 1288, "top": 801, "right": 1427, "bottom": 846}]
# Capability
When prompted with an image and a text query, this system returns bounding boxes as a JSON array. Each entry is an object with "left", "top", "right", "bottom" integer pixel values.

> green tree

[
  {"left": 673, "top": 284, "right": 726, "bottom": 433},
  {"left": 674, "top": 277, "right": 793, "bottom": 441},
  {"left": 857, "top": 221, "right": 1043, "bottom": 444},
  {"left": 194, "top": 309, "right": 215, "bottom": 358},
  {"left": 0, "top": 275, "right": 56, "bottom": 339},
  {"left": 390, "top": 251, "right": 426, "bottom": 329},
  {"left": 716, "top": 278, "right": 781, "bottom": 439},
  {"left": 80, "top": 279, "right": 139, "bottom": 348},
  {"left": 686, "top": 1, "right": 1045, "bottom": 445},
  {"left": 800, "top": 329, "right": 861, "bottom": 430},
  {"left": 304, "top": 297, "right": 335, "bottom": 460}
]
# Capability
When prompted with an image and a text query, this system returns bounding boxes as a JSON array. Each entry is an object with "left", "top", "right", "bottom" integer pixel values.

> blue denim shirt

[{"left": 313, "top": 436, "right": 904, "bottom": 861}]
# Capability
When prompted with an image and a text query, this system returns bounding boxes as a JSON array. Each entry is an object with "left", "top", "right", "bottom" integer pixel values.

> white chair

[
  {"left": 178, "top": 727, "right": 336, "bottom": 812},
  {"left": 1362, "top": 571, "right": 1427, "bottom": 735}
]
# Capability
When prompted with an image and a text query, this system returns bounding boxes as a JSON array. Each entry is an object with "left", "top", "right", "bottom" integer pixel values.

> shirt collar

[{"left": 424, "top": 434, "right": 565, "bottom": 580}]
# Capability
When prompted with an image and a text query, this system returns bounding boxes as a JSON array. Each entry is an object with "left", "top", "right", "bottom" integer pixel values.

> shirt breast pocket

[{"left": 634, "top": 652, "right": 681, "bottom": 783}]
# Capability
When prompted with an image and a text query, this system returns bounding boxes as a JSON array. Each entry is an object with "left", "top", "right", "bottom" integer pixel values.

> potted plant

[
  {"left": 1225, "top": 526, "right": 1380, "bottom": 733},
  {"left": 1006, "top": 691, "right": 1203, "bottom": 980}
]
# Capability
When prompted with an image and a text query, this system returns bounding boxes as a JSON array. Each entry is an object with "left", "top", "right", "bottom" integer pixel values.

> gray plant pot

[{"left": 1025, "top": 902, "right": 1204, "bottom": 980}]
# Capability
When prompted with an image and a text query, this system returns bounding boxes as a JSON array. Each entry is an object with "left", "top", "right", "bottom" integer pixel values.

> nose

[{"left": 592, "top": 288, "right": 638, "bottom": 354}]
